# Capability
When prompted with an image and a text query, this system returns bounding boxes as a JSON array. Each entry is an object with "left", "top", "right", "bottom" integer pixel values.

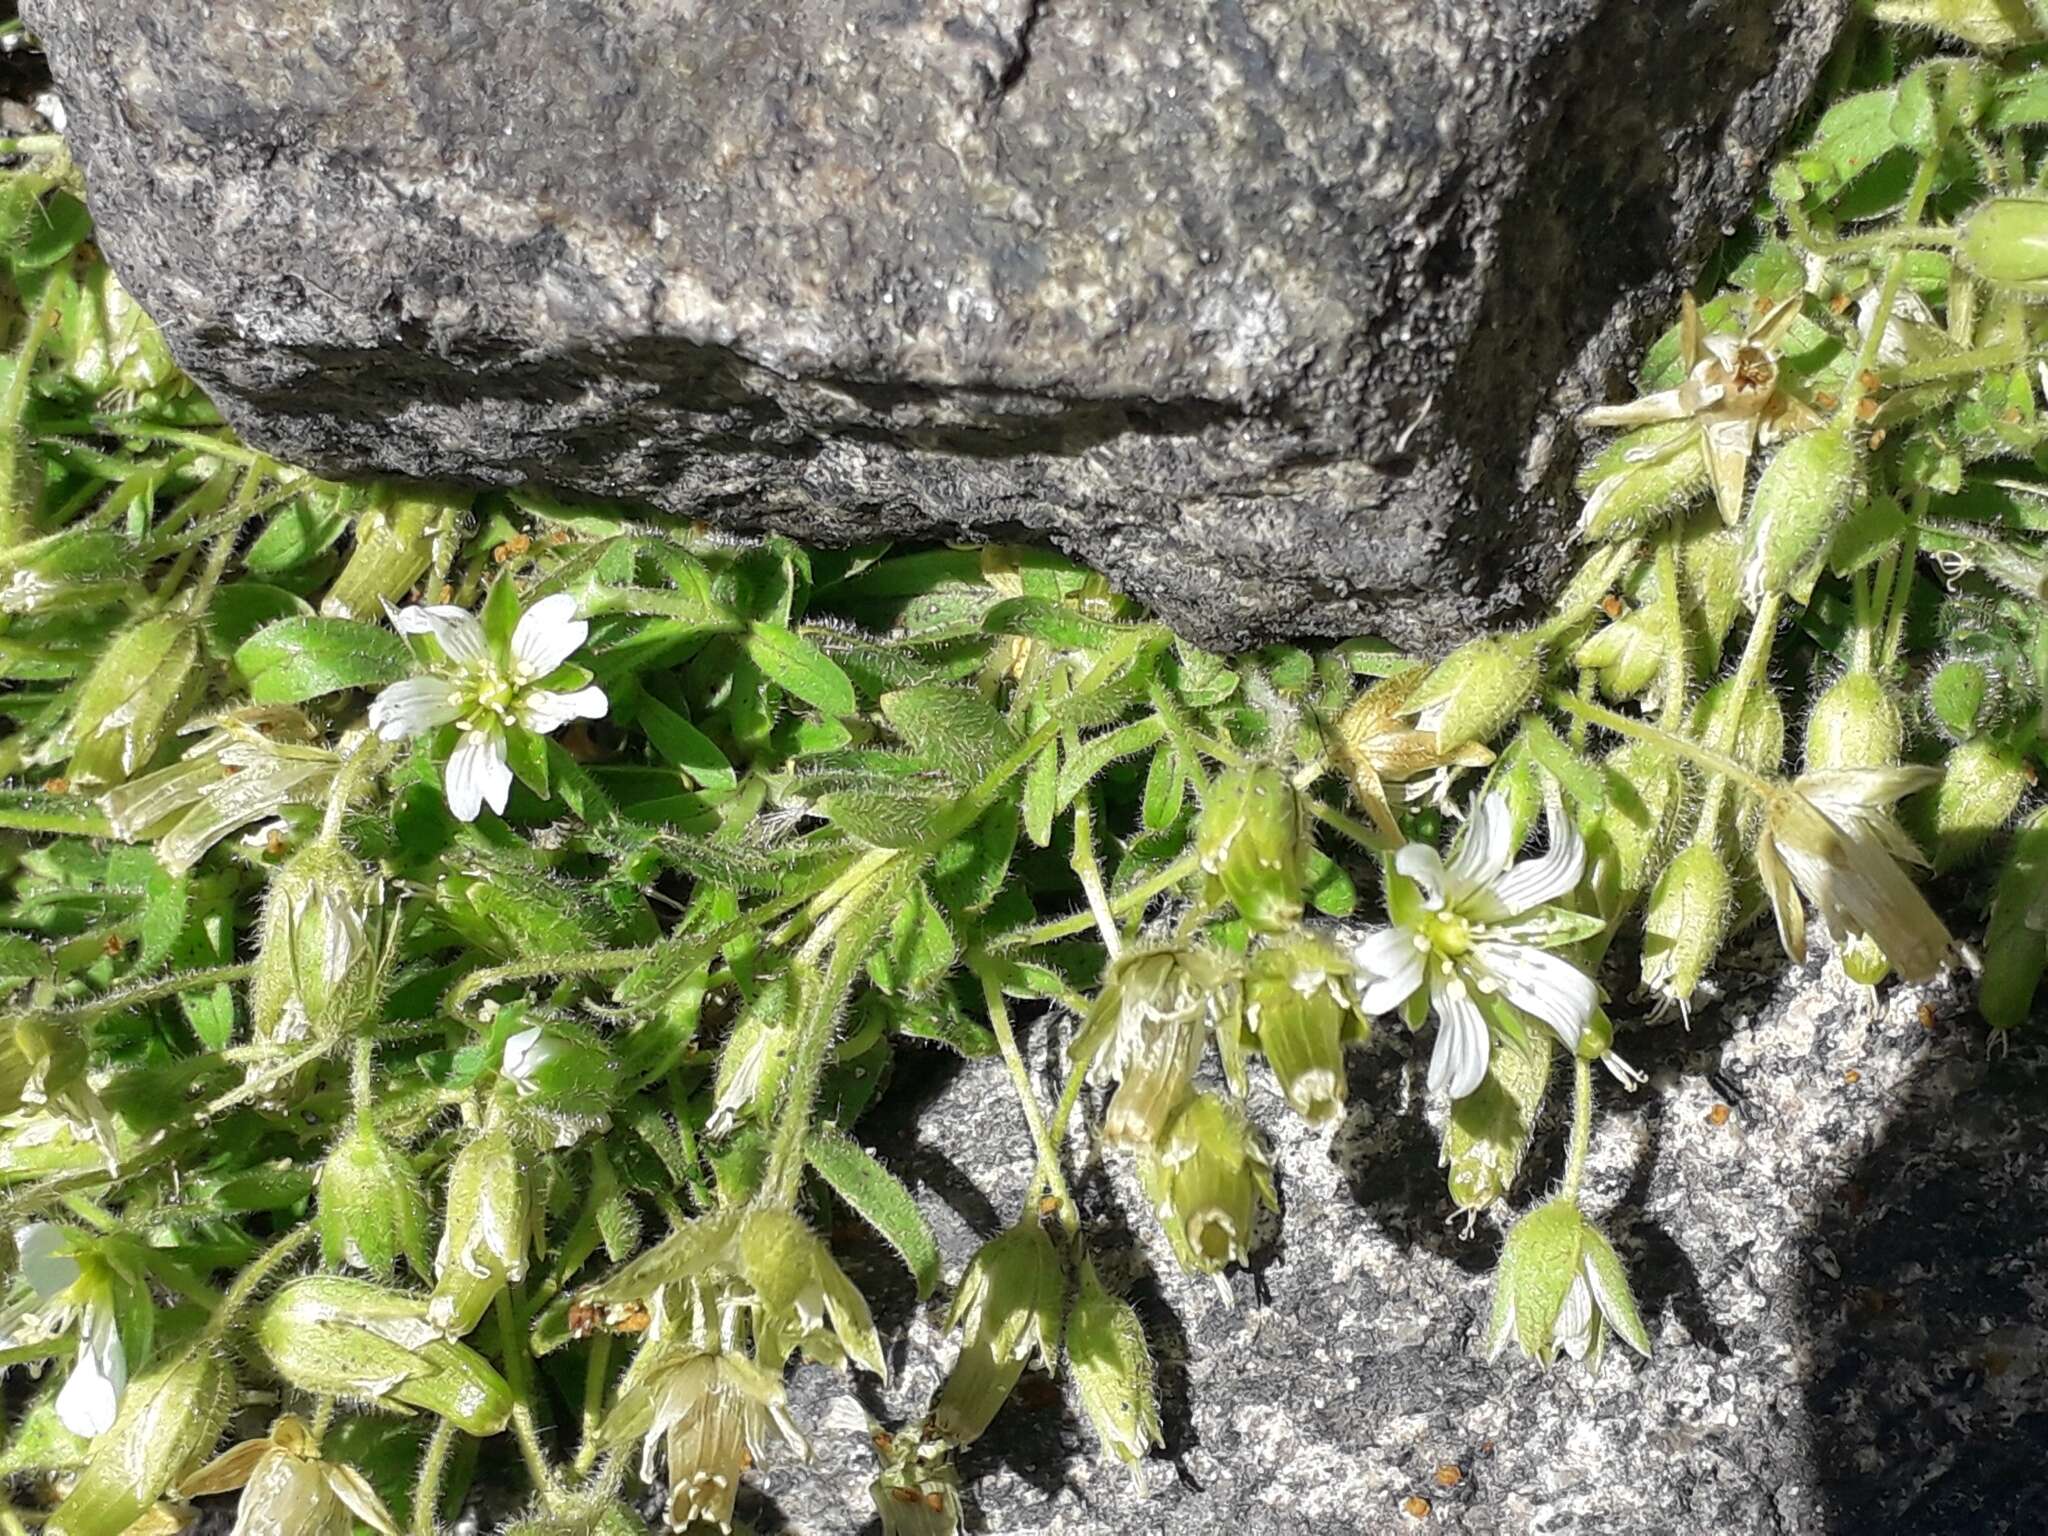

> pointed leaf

[
  {"left": 744, "top": 621, "right": 858, "bottom": 717},
  {"left": 805, "top": 1125, "right": 942, "bottom": 1300}
]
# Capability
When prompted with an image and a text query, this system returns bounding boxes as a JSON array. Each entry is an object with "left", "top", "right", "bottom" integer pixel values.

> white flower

[
  {"left": 500, "top": 1025, "right": 561, "bottom": 1095},
  {"left": 1351, "top": 795, "right": 1620, "bottom": 1100},
  {"left": 1758, "top": 767, "right": 1954, "bottom": 982},
  {"left": 6, "top": 1222, "right": 130, "bottom": 1438},
  {"left": 369, "top": 590, "right": 607, "bottom": 822}
]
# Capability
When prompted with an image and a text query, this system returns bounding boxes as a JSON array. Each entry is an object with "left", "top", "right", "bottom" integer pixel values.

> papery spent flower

[
  {"left": 1064, "top": 1258, "right": 1161, "bottom": 1466},
  {"left": 1242, "top": 933, "right": 1370, "bottom": 1126},
  {"left": 1330, "top": 668, "right": 1495, "bottom": 836},
  {"left": 598, "top": 1288, "right": 808, "bottom": 1534},
  {"left": 1352, "top": 796, "right": 1623, "bottom": 1100},
  {"left": 933, "top": 1217, "right": 1064, "bottom": 1443},
  {"left": 179, "top": 1413, "right": 400, "bottom": 1536},
  {"left": 1579, "top": 292, "right": 1821, "bottom": 534},
  {"left": 370, "top": 585, "right": 607, "bottom": 821},
  {"left": 1757, "top": 767, "right": 1954, "bottom": 981},
  {"left": 1070, "top": 944, "right": 1238, "bottom": 1147},
  {"left": 1139, "top": 1092, "right": 1276, "bottom": 1287}
]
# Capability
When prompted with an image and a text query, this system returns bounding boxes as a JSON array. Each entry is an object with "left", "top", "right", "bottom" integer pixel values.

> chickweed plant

[{"left": 3, "top": 9, "right": 2048, "bottom": 1533}]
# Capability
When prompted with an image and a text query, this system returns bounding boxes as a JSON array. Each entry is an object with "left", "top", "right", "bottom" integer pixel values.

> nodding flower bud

[
  {"left": 499, "top": 1013, "right": 616, "bottom": 1147},
  {"left": 1196, "top": 763, "right": 1309, "bottom": 932},
  {"left": 429, "top": 1126, "right": 533, "bottom": 1338},
  {"left": 933, "top": 1217, "right": 1065, "bottom": 1444},
  {"left": 1955, "top": 195, "right": 2048, "bottom": 290},
  {"left": 1242, "top": 934, "right": 1370, "bottom": 1126},
  {"left": 249, "top": 838, "right": 385, "bottom": 1052},
  {"left": 1927, "top": 657, "right": 1995, "bottom": 741},
  {"left": 1806, "top": 671, "right": 1904, "bottom": 774},
  {"left": 1401, "top": 633, "right": 1544, "bottom": 753},
  {"left": 1484, "top": 1198, "right": 1651, "bottom": 1372},
  {"left": 1064, "top": 1259, "right": 1162, "bottom": 1467},
  {"left": 1574, "top": 607, "right": 1667, "bottom": 702},
  {"left": 1981, "top": 809, "right": 2048, "bottom": 1032},
  {"left": 1139, "top": 1093, "right": 1276, "bottom": 1283},
  {"left": 1443, "top": 1030, "right": 1553, "bottom": 1215},
  {"left": 708, "top": 977, "right": 799, "bottom": 1136},
  {"left": 321, "top": 487, "right": 464, "bottom": 622},
  {"left": 1575, "top": 421, "right": 1712, "bottom": 543},
  {"left": 57, "top": 613, "right": 204, "bottom": 787},
  {"left": 1913, "top": 735, "right": 2030, "bottom": 872},
  {"left": 730, "top": 1206, "right": 886, "bottom": 1379},
  {"left": 1741, "top": 426, "right": 1862, "bottom": 608},
  {"left": 47, "top": 1346, "right": 236, "bottom": 1536},
  {"left": 317, "top": 1117, "right": 432, "bottom": 1281},
  {"left": 254, "top": 1276, "right": 512, "bottom": 1436},
  {"left": 1070, "top": 944, "right": 1237, "bottom": 1148},
  {"left": 1640, "top": 842, "right": 1734, "bottom": 1020}
]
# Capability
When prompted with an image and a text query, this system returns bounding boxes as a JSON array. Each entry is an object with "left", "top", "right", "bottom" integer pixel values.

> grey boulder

[{"left": 28, "top": 0, "right": 1844, "bottom": 650}]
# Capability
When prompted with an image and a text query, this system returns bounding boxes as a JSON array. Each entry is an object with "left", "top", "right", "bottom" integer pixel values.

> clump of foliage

[{"left": 2, "top": 8, "right": 2047, "bottom": 1533}]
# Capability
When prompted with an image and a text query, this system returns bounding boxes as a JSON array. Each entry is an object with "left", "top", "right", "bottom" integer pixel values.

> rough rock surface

[
  {"left": 738, "top": 939, "right": 2046, "bottom": 1535},
  {"left": 27, "top": 0, "right": 1845, "bottom": 650}
]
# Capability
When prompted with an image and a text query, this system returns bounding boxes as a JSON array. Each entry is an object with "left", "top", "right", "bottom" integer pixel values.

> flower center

[{"left": 1424, "top": 910, "right": 1474, "bottom": 958}]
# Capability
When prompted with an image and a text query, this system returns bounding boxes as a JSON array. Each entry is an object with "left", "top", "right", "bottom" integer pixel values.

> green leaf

[
  {"left": 1055, "top": 717, "right": 1167, "bottom": 811},
  {"left": 1828, "top": 492, "right": 1906, "bottom": 576},
  {"left": 805, "top": 1124, "right": 942, "bottom": 1300},
  {"left": 891, "top": 988, "right": 998, "bottom": 1057},
  {"left": 504, "top": 727, "right": 551, "bottom": 800},
  {"left": 820, "top": 784, "right": 947, "bottom": 849},
  {"left": 1023, "top": 740, "right": 1058, "bottom": 847},
  {"left": 1304, "top": 847, "right": 1356, "bottom": 918},
  {"left": 633, "top": 693, "right": 736, "bottom": 789},
  {"left": 1517, "top": 716, "right": 1608, "bottom": 815},
  {"left": 205, "top": 582, "right": 313, "bottom": 657},
  {"left": 930, "top": 804, "right": 1019, "bottom": 916},
  {"left": 983, "top": 596, "right": 1127, "bottom": 651},
  {"left": 236, "top": 616, "right": 413, "bottom": 704},
  {"left": 481, "top": 572, "right": 523, "bottom": 655},
  {"left": 14, "top": 191, "right": 93, "bottom": 270},
  {"left": 244, "top": 487, "right": 355, "bottom": 574},
  {"left": 137, "top": 865, "right": 189, "bottom": 970},
  {"left": 1142, "top": 742, "right": 1185, "bottom": 831},
  {"left": 744, "top": 621, "right": 858, "bottom": 717},
  {"left": 868, "top": 881, "right": 957, "bottom": 995},
  {"left": 880, "top": 681, "right": 1017, "bottom": 784}
]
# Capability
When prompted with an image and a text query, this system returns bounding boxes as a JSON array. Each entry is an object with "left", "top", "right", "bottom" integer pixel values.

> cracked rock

[{"left": 27, "top": 0, "right": 1843, "bottom": 650}]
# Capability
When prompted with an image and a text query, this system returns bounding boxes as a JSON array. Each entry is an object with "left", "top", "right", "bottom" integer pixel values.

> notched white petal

[
  {"left": 519, "top": 683, "right": 608, "bottom": 735},
  {"left": 368, "top": 677, "right": 462, "bottom": 743},
  {"left": 445, "top": 728, "right": 512, "bottom": 822},
  {"left": 510, "top": 592, "right": 588, "bottom": 678}
]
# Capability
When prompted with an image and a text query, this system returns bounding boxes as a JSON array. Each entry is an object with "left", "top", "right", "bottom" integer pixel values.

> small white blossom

[
  {"left": 370, "top": 591, "right": 607, "bottom": 821},
  {"left": 500, "top": 1025, "right": 561, "bottom": 1095},
  {"left": 5, "top": 1222, "right": 131, "bottom": 1438},
  {"left": 1351, "top": 795, "right": 1622, "bottom": 1100}
]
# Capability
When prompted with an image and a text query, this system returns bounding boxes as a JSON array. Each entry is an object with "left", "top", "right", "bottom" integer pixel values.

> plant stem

[
  {"left": 1881, "top": 521, "right": 1921, "bottom": 672},
  {"left": 977, "top": 966, "right": 1077, "bottom": 1234},
  {"left": 1545, "top": 690, "right": 1772, "bottom": 800},
  {"left": 206, "top": 1222, "right": 314, "bottom": 1341},
  {"left": 0, "top": 962, "right": 253, "bottom": 1031},
  {"left": 1070, "top": 793, "right": 1121, "bottom": 960},
  {"left": 992, "top": 850, "right": 1201, "bottom": 951},
  {"left": 1307, "top": 796, "right": 1398, "bottom": 854},
  {"left": 1655, "top": 528, "right": 1690, "bottom": 727},
  {"left": 573, "top": 1332, "right": 614, "bottom": 1477},
  {"left": 1840, "top": 146, "right": 1944, "bottom": 424},
  {"left": 412, "top": 1417, "right": 460, "bottom": 1536},
  {"left": 495, "top": 1288, "right": 557, "bottom": 1498},
  {"left": 1562, "top": 1055, "right": 1594, "bottom": 1206},
  {"left": 1693, "top": 590, "right": 1783, "bottom": 835},
  {"left": 443, "top": 947, "right": 652, "bottom": 1026}
]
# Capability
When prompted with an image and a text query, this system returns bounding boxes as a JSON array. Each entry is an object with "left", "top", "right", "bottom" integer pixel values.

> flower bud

[
  {"left": 1403, "top": 632, "right": 1545, "bottom": 753},
  {"left": 59, "top": 613, "right": 204, "bottom": 787},
  {"left": 1805, "top": 672, "right": 1904, "bottom": 773},
  {"left": 731, "top": 1206, "right": 886, "bottom": 1377},
  {"left": 499, "top": 1014, "right": 617, "bottom": 1147},
  {"left": 1071, "top": 944, "right": 1235, "bottom": 1148},
  {"left": 1242, "top": 935, "right": 1369, "bottom": 1125},
  {"left": 1575, "top": 422, "right": 1711, "bottom": 542},
  {"left": 933, "top": 1217, "right": 1064, "bottom": 1444},
  {"left": 1590, "top": 741, "right": 1683, "bottom": 909},
  {"left": 429, "top": 1126, "right": 533, "bottom": 1337},
  {"left": 1911, "top": 736, "right": 2031, "bottom": 872},
  {"left": 1690, "top": 677, "right": 1784, "bottom": 775},
  {"left": 1640, "top": 842, "right": 1734, "bottom": 1018},
  {"left": 1064, "top": 1259, "right": 1161, "bottom": 1466},
  {"left": 1927, "top": 657, "right": 1995, "bottom": 741},
  {"left": 1741, "top": 427, "right": 1862, "bottom": 608},
  {"left": 318, "top": 1117, "right": 432, "bottom": 1280},
  {"left": 1574, "top": 609, "right": 1666, "bottom": 701},
  {"left": 708, "top": 978, "right": 798, "bottom": 1135},
  {"left": 48, "top": 1346, "right": 235, "bottom": 1536},
  {"left": 1443, "top": 1030, "right": 1552, "bottom": 1214},
  {"left": 321, "top": 488, "right": 464, "bottom": 621},
  {"left": 249, "top": 838, "right": 385, "bottom": 1051},
  {"left": 254, "top": 1276, "right": 512, "bottom": 1435},
  {"left": 1196, "top": 763, "right": 1309, "bottom": 932},
  {"left": 1955, "top": 196, "right": 2048, "bottom": 290},
  {"left": 1139, "top": 1093, "right": 1276, "bottom": 1280},
  {"left": 1981, "top": 809, "right": 2048, "bottom": 1031},
  {"left": 1484, "top": 1198, "right": 1650, "bottom": 1371}
]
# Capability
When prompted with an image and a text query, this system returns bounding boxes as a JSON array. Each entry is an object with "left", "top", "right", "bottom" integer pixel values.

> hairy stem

[
  {"left": 1562, "top": 1055, "right": 1595, "bottom": 1206},
  {"left": 496, "top": 1288, "right": 557, "bottom": 1498},
  {"left": 412, "top": 1417, "right": 460, "bottom": 1536},
  {"left": 977, "top": 966, "right": 1077, "bottom": 1234},
  {"left": 206, "top": 1222, "right": 314, "bottom": 1341}
]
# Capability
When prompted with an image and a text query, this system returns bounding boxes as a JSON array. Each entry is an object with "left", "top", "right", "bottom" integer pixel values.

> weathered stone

[
  {"left": 28, "top": 0, "right": 1843, "bottom": 650},
  {"left": 734, "top": 942, "right": 2042, "bottom": 1534}
]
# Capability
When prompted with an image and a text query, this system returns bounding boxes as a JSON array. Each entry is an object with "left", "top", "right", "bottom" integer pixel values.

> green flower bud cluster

[
  {"left": 1955, "top": 195, "right": 2048, "bottom": 288},
  {"left": 1909, "top": 735, "right": 2031, "bottom": 871}
]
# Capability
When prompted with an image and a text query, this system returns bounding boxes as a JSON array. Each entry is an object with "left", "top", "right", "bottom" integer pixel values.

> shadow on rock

[{"left": 1800, "top": 1016, "right": 2048, "bottom": 1534}]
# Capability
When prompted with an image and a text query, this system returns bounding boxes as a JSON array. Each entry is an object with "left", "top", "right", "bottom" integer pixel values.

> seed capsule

[
  {"left": 1443, "top": 1028, "right": 1552, "bottom": 1214},
  {"left": 1805, "top": 672, "right": 1904, "bottom": 774},
  {"left": 48, "top": 1347, "right": 236, "bottom": 1536},
  {"left": 60, "top": 613, "right": 204, "bottom": 787},
  {"left": 428, "top": 1126, "right": 533, "bottom": 1338},
  {"left": 1196, "top": 763, "right": 1310, "bottom": 932},
  {"left": 1640, "top": 842, "right": 1734, "bottom": 1018},
  {"left": 1402, "top": 633, "right": 1544, "bottom": 753},
  {"left": 933, "top": 1217, "right": 1064, "bottom": 1444},
  {"left": 317, "top": 1117, "right": 433, "bottom": 1280},
  {"left": 1064, "top": 1259, "right": 1161, "bottom": 1466},
  {"left": 1914, "top": 736, "right": 2031, "bottom": 871},
  {"left": 1741, "top": 426, "right": 1863, "bottom": 607},
  {"left": 249, "top": 838, "right": 385, "bottom": 1054},
  {"left": 1139, "top": 1092, "right": 1276, "bottom": 1278},
  {"left": 1242, "top": 934, "right": 1370, "bottom": 1125}
]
